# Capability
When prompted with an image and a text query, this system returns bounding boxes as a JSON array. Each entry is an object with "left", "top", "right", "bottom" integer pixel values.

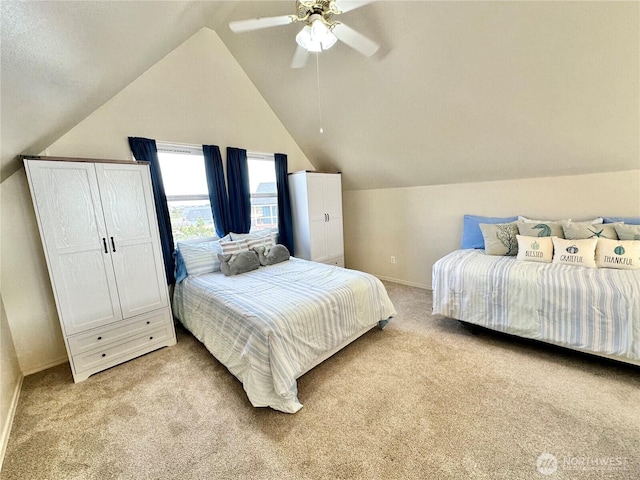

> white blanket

[
  {"left": 432, "top": 249, "right": 640, "bottom": 363},
  {"left": 173, "top": 257, "right": 396, "bottom": 412}
]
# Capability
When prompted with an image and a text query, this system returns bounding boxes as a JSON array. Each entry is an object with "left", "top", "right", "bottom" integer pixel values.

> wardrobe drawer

[
  {"left": 67, "top": 308, "right": 172, "bottom": 356},
  {"left": 72, "top": 324, "right": 173, "bottom": 373}
]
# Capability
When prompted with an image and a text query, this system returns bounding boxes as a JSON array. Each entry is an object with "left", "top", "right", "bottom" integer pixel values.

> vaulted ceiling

[{"left": 2, "top": 1, "right": 638, "bottom": 189}]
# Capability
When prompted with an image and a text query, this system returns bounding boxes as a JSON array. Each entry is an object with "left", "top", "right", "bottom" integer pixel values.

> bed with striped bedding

[
  {"left": 432, "top": 249, "right": 640, "bottom": 364},
  {"left": 173, "top": 257, "right": 396, "bottom": 413}
]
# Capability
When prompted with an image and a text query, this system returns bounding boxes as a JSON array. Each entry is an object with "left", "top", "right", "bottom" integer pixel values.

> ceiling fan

[{"left": 229, "top": 0, "right": 379, "bottom": 68}]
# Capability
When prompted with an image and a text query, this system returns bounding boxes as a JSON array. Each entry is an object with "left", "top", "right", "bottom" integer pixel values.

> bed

[
  {"left": 173, "top": 256, "right": 396, "bottom": 413},
  {"left": 432, "top": 249, "right": 640, "bottom": 365}
]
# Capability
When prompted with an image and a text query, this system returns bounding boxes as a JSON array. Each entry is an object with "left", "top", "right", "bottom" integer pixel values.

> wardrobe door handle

[
  {"left": 110, "top": 237, "right": 116, "bottom": 252},
  {"left": 102, "top": 238, "right": 108, "bottom": 254},
  {"left": 327, "top": 213, "right": 330, "bottom": 222}
]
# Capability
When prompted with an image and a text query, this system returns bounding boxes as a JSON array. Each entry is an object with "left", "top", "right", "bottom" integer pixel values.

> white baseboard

[
  {"left": 0, "top": 373, "right": 23, "bottom": 472},
  {"left": 21, "top": 357, "right": 68, "bottom": 377},
  {"left": 375, "top": 275, "right": 432, "bottom": 290}
]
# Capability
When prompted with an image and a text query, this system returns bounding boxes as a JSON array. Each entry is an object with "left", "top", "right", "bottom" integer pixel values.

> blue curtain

[
  {"left": 226, "top": 147, "right": 251, "bottom": 234},
  {"left": 128, "top": 137, "right": 175, "bottom": 284},
  {"left": 274, "top": 153, "right": 294, "bottom": 253},
  {"left": 203, "top": 145, "right": 232, "bottom": 238}
]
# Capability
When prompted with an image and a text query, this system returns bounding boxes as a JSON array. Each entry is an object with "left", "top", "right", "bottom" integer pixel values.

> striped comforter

[
  {"left": 173, "top": 257, "right": 396, "bottom": 413},
  {"left": 432, "top": 249, "right": 640, "bottom": 363}
]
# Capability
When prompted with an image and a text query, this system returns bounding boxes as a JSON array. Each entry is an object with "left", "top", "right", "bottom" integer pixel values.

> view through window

[
  {"left": 157, "top": 143, "right": 278, "bottom": 240},
  {"left": 157, "top": 143, "right": 214, "bottom": 241},
  {"left": 248, "top": 154, "right": 278, "bottom": 233}
]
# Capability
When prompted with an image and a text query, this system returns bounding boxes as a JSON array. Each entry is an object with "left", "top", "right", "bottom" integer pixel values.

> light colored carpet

[{"left": 2, "top": 282, "right": 639, "bottom": 480}]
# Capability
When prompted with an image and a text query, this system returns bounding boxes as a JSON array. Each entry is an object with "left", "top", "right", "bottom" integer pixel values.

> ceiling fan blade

[
  {"left": 332, "top": 22, "right": 379, "bottom": 57},
  {"left": 290, "top": 45, "right": 310, "bottom": 69},
  {"left": 333, "top": 1, "right": 375, "bottom": 14},
  {"left": 229, "top": 15, "right": 296, "bottom": 33}
]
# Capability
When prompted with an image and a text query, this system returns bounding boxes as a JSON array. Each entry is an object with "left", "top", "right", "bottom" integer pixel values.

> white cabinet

[
  {"left": 289, "top": 171, "right": 344, "bottom": 267},
  {"left": 24, "top": 158, "right": 176, "bottom": 382}
]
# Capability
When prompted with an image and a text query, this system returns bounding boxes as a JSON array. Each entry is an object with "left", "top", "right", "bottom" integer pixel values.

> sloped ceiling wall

[{"left": 2, "top": 1, "right": 639, "bottom": 189}]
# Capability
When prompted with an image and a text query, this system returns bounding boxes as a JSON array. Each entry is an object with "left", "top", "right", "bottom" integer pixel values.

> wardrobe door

[
  {"left": 25, "top": 161, "right": 122, "bottom": 334},
  {"left": 95, "top": 163, "right": 169, "bottom": 318}
]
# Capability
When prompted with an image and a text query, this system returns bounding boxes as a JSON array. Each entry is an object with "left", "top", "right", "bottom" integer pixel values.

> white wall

[
  {"left": 344, "top": 170, "right": 640, "bottom": 289},
  {"left": 0, "top": 295, "right": 22, "bottom": 469},
  {"left": 0, "top": 27, "right": 314, "bottom": 376}
]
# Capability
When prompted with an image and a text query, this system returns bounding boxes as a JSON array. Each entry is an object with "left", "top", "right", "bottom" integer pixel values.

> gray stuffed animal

[
  {"left": 217, "top": 250, "right": 260, "bottom": 276},
  {"left": 253, "top": 244, "right": 290, "bottom": 266}
]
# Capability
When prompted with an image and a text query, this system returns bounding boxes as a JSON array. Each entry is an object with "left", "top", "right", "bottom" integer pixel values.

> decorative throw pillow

[
  {"left": 517, "top": 222, "right": 566, "bottom": 238},
  {"left": 461, "top": 215, "right": 518, "bottom": 249},
  {"left": 246, "top": 235, "right": 275, "bottom": 251},
  {"left": 220, "top": 239, "right": 250, "bottom": 257},
  {"left": 479, "top": 223, "right": 519, "bottom": 256},
  {"left": 562, "top": 223, "right": 618, "bottom": 240},
  {"left": 573, "top": 217, "right": 604, "bottom": 224},
  {"left": 614, "top": 224, "right": 640, "bottom": 241},
  {"left": 516, "top": 235, "right": 554, "bottom": 263},
  {"left": 253, "top": 244, "right": 290, "bottom": 266},
  {"left": 595, "top": 238, "right": 640, "bottom": 270},
  {"left": 551, "top": 237, "right": 597, "bottom": 268},
  {"left": 217, "top": 250, "right": 260, "bottom": 276},
  {"left": 518, "top": 216, "right": 571, "bottom": 224},
  {"left": 177, "top": 240, "right": 224, "bottom": 276}
]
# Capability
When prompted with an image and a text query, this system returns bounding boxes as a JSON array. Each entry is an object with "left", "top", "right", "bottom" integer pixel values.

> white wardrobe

[
  {"left": 24, "top": 158, "right": 176, "bottom": 382},
  {"left": 288, "top": 171, "right": 344, "bottom": 267}
]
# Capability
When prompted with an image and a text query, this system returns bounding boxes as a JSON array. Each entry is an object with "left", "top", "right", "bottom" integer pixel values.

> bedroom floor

[{"left": 3, "top": 282, "right": 639, "bottom": 480}]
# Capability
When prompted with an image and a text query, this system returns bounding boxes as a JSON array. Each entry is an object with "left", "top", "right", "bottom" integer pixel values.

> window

[
  {"left": 157, "top": 142, "right": 215, "bottom": 241},
  {"left": 248, "top": 153, "right": 278, "bottom": 233}
]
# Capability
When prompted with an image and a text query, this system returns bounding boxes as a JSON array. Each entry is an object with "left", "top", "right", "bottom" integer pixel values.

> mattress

[
  {"left": 432, "top": 249, "right": 640, "bottom": 363},
  {"left": 173, "top": 257, "right": 396, "bottom": 413}
]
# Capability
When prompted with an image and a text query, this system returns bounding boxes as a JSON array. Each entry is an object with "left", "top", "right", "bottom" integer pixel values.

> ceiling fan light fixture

[{"left": 296, "top": 20, "right": 337, "bottom": 52}]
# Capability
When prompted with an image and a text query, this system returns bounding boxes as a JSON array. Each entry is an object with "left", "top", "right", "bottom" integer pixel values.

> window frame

[{"left": 156, "top": 141, "right": 215, "bottom": 241}]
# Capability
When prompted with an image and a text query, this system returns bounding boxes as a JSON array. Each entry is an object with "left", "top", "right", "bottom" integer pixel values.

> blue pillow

[
  {"left": 602, "top": 217, "right": 640, "bottom": 225},
  {"left": 173, "top": 249, "right": 188, "bottom": 283},
  {"left": 461, "top": 215, "right": 518, "bottom": 249}
]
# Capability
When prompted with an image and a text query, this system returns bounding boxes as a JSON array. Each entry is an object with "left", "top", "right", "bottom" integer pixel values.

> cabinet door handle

[
  {"left": 102, "top": 238, "right": 108, "bottom": 253},
  {"left": 110, "top": 237, "right": 116, "bottom": 252},
  {"left": 327, "top": 213, "right": 330, "bottom": 222}
]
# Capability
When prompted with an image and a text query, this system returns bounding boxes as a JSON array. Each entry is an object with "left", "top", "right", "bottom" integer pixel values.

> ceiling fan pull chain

[{"left": 316, "top": 52, "right": 324, "bottom": 134}]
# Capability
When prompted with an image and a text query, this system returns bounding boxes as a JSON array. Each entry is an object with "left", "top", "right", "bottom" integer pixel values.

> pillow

[
  {"left": 517, "top": 221, "right": 565, "bottom": 238},
  {"left": 551, "top": 237, "right": 597, "bottom": 268},
  {"left": 595, "top": 238, "right": 640, "bottom": 270},
  {"left": 614, "top": 224, "right": 640, "bottom": 241},
  {"left": 572, "top": 217, "right": 604, "bottom": 224},
  {"left": 603, "top": 217, "right": 640, "bottom": 225},
  {"left": 479, "top": 223, "right": 519, "bottom": 255},
  {"left": 220, "top": 239, "right": 250, "bottom": 257},
  {"left": 177, "top": 240, "right": 224, "bottom": 276},
  {"left": 229, "top": 232, "right": 255, "bottom": 241},
  {"left": 174, "top": 249, "right": 188, "bottom": 283},
  {"left": 461, "top": 215, "right": 518, "bottom": 249},
  {"left": 246, "top": 235, "right": 275, "bottom": 251},
  {"left": 516, "top": 235, "right": 554, "bottom": 263},
  {"left": 518, "top": 216, "right": 571, "bottom": 225},
  {"left": 562, "top": 223, "right": 618, "bottom": 240},
  {"left": 229, "top": 231, "right": 271, "bottom": 241},
  {"left": 253, "top": 244, "right": 290, "bottom": 266},
  {"left": 218, "top": 250, "right": 260, "bottom": 276}
]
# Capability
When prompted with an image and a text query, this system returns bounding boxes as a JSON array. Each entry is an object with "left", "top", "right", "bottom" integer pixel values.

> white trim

[
  {"left": 247, "top": 151, "right": 275, "bottom": 161},
  {"left": 374, "top": 275, "right": 431, "bottom": 290},
  {"left": 0, "top": 374, "right": 23, "bottom": 471},
  {"left": 156, "top": 141, "right": 203, "bottom": 156}
]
